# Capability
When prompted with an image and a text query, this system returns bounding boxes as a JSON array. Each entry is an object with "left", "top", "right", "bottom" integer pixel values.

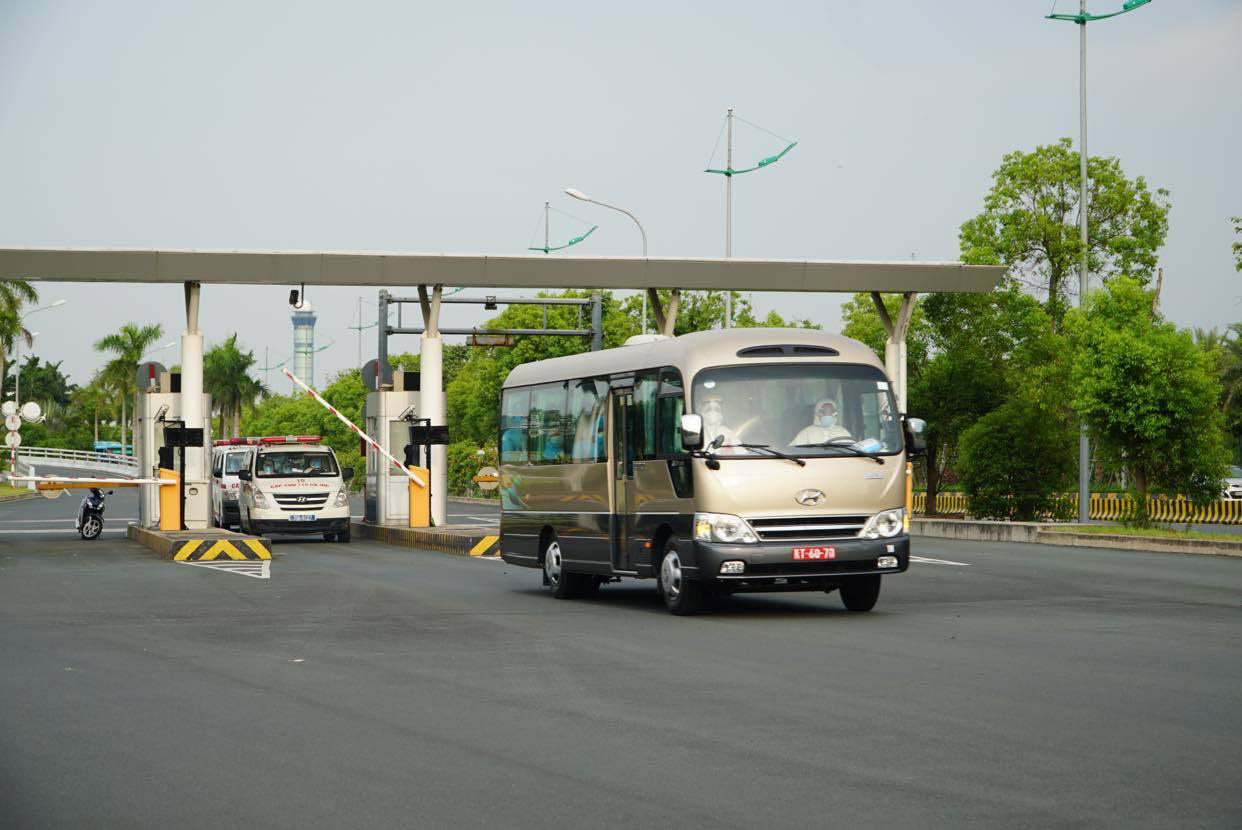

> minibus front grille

[
  {"left": 748, "top": 515, "right": 868, "bottom": 541},
  {"left": 272, "top": 493, "right": 330, "bottom": 511}
]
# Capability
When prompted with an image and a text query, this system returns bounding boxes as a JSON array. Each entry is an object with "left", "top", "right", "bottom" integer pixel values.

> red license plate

[{"left": 792, "top": 546, "right": 836, "bottom": 561}]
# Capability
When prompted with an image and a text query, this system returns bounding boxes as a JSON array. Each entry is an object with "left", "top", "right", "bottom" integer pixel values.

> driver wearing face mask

[
  {"left": 791, "top": 398, "right": 851, "bottom": 446},
  {"left": 698, "top": 393, "right": 739, "bottom": 450}
]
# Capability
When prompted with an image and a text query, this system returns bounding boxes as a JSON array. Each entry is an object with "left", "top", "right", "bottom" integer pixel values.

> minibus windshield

[
  {"left": 256, "top": 451, "right": 339, "bottom": 477},
  {"left": 692, "top": 363, "right": 902, "bottom": 457}
]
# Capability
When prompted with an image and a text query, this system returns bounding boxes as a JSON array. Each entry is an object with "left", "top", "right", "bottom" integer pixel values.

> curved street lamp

[
  {"left": 564, "top": 187, "right": 650, "bottom": 331},
  {"left": 12, "top": 299, "right": 68, "bottom": 407},
  {"left": 1046, "top": 0, "right": 1153, "bottom": 523}
]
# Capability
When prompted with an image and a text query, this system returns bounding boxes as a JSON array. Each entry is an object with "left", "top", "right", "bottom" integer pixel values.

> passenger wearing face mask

[
  {"left": 698, "top": 393, "right": 739, "bottom": 450},
  {"left": 791, "top": 398, "right": 851, "bottom": 446}
]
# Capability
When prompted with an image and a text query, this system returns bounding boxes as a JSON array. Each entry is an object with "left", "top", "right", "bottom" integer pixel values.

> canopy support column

[
  {"left": 180, "top": 281, "right": 207, "bottom": 528},
  {"left": 418, "top": 284, "right": 446, "bottom": 526},
  {"left": 870, "top": 291, "right": 916, "bottom": 413}
]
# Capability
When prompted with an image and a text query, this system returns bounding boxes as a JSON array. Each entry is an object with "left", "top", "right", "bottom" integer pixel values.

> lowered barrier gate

[{"left": 912, "top": 492, "right": 1242, "bottom": 525}]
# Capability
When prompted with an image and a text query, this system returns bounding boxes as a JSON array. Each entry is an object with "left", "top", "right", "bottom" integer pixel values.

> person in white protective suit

[
  {"left": 699, "top": 393, "right": 739, "bottom": 449},
  {"left": 791, "top": 398, "right": 851, "bottom": 446}
]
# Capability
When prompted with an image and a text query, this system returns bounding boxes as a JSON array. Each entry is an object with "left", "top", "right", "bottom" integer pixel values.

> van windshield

[
  {"left": 256, "top": 451, "right": 339, "bottom": 477},
  {"left": 692, "top": 363, "right": 902, "bottom": 457},
  {"left": 224, "top": 452, "right": 248, "bottom": 474}
]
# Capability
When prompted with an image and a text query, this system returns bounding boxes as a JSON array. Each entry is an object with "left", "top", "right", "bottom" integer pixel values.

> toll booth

[
  {"left": 365, "top": 370, "right": 420, "bottom": 525},
  {"left": 136, "top": 371, "right": 212, "bottom": 529}
]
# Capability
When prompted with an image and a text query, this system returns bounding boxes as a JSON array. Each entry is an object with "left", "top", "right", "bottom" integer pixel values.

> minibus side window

[
  {"left": 528, "top": 382, "right": 568, "bottom": 465},
  {"left": 567, "top": 377, "right": 607, "bottom": 463},
  {"left": 632, "top": 371, "right": 659, "bottom": 460},
  {"left": 500, "top": 388, "right": 531, "bottom": 464}
]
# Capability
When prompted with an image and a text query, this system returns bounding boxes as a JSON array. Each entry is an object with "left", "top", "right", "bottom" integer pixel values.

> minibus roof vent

[{"left": 737, "top": 344, "right": 839, "bottom": 358}]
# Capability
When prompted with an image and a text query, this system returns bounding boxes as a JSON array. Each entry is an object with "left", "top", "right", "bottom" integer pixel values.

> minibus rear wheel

[{"left": 839, "top": 574, "right": 881, "bottom": 612}]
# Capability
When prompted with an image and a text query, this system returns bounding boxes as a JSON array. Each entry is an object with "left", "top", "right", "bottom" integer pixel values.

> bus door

[{"left": 609, "top": 386, "right": 637, "bottom": 573}]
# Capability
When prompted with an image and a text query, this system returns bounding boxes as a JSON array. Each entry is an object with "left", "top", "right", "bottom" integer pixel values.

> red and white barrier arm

[{"left": 282, "top": 368, "right": 426, "bottom": 488}]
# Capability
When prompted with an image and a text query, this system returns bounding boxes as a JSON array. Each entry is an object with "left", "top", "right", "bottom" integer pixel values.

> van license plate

[
  {"left": 290, "top": 514, "right": 315, "bottom": 522},
  {"left": 792, "top": 546, "right": 836, "bottom": 561}
]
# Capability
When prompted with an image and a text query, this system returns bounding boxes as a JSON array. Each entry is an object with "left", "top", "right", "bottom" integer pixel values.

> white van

[
  {"left": 210, "top": 440, "right": 255, "bottom": 530},
  {"left": 236, "top": 436, "right": 354, "bottom": 542}
]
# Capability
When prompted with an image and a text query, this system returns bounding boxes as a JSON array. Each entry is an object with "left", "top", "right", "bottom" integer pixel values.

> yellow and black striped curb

[
  {"left": 352, "top": 521, "right": 500, "bottom": 557},
  {"left": 173, "top": 538, "right": 271, "bottom": 561},
  {"left": 127, "top": 523, "right": 273, "bottom": 561}
]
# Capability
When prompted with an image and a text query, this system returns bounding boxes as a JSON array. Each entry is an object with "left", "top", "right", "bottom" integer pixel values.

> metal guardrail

[
  {"left": 16, "top": 446, "right": 139, "bottom": 472},
  {"left": 912, "top": 491, "right": 1242, "bottom": 525}
]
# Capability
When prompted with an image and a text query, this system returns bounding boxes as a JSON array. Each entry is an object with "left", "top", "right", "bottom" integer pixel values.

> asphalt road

[{"left": 1, "top": 498, "right": 1239, "bottom": 829}]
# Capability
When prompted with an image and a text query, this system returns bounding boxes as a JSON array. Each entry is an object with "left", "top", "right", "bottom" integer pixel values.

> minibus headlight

[
  {"left": 252, "top": 490, "right": 269, "bottom": 509},
  {"left": 694, "top": 513, "right": 758, "bottom": 544},
  {"left": 861, "top": 509, "right": 904, "bottom": 539},
  {"left": 334, "top": 488, "right": 349, "bottom": 508}
]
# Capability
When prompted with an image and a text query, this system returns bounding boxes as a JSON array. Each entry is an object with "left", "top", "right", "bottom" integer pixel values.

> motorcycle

[{"left": 76, "top": 488, "right": 111, "bottom": 540}]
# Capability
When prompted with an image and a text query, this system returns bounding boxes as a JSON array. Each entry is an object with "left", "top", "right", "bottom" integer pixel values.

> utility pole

[{"left": 725, "top": 107, "right": 733, "bottom": 328}]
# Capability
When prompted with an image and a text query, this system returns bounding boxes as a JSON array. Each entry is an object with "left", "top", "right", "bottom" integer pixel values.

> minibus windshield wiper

[
  {"left": 732, "top": 443, "right": 806, "bottom": 467},
  {"left": 791, "top": 438, "right": 885, "bottom": 464}
]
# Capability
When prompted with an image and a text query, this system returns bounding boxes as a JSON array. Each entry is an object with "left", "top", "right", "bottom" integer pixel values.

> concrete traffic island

[
  {"left": 352, "top": 521, "right": 499, "bottom": 557},
  {"left": 912, "top": 517, "right": 1242, "bottom": 557},
  {"left": 127, "top": 523, "right": 273, "bottom": 561}
]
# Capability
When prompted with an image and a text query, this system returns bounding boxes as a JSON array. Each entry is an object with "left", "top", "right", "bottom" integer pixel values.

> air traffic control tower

[{"left": 291, "top": 303, "right": 317, "bottom": 389}]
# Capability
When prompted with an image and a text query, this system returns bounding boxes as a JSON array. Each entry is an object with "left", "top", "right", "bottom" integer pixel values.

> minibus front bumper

[{"left": 690, "top": 535, "right": 909, "bottom": 590}]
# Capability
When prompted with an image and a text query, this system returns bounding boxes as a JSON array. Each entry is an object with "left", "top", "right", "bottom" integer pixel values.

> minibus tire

[
  {"left": 657, "top": 536, "right": 706, "bottom": 615},
  {"left": 543, "top": 538, "right": 587, "bottom": 599},
  {"left": 839, "top": 574, "right": 881, "bottom": 612}
]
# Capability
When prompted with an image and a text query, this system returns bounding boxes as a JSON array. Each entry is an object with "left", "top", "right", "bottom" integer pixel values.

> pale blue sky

[{"left": 1, "top": 0, "right": 1238, "bottom": 388}]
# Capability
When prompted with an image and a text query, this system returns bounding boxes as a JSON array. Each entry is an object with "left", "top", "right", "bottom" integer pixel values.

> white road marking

[
  {"left": 910, "top": 555, "right": 971, "bottom": 567},
  {"left": 179, "top": 560, "right": 270, "bottom": 579},
  {"left": 0, "top": 528, "right": 127, "bottom": 534},
  {"left": 0, "top": 518, "right": 139, "bottom": 524},
  {"left": 464, "top": 515, "right": 499, "bottom": 523},
  {"left": 477, "top": 555, "right": 503, "bottom": 562}
]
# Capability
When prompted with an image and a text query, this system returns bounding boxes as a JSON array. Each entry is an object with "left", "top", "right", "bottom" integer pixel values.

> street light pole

[
  {"left": 564, "top": 188, "right": 648, "bottom": 333},
  {"left": 11, "top": 299, "right": 68, "bottom": 407},
  {"left": 1047, "top": 0, "right": 1152, "bottom": 524}
]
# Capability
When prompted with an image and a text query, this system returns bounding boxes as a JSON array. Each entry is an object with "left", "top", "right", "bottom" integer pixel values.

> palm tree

[
  {"left": 72, "top": 373, "right": 112, "bottom": 445},
  {"left": 204, "top": 334, "right": 267, "bottom": 438},
  {"left": 0, "top": 280, "right": 39, "bottom": 397},
  {"left": 94, "top": 323, "right": 164, "bottom": 454}
]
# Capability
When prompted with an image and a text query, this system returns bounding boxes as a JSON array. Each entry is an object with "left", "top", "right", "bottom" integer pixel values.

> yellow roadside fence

[{"left": 911, "top": 491, "right": 1242, "bottom": 525}]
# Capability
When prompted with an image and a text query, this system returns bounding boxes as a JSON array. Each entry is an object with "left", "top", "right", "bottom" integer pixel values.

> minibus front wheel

[
  {"left": 657, "top": 536, "right": 707, "bottom": 616},
  {"left": 839, "top": 574, "right": 881, "bottom": 612},
  {"left": 543, "top": 536, "right": 593, "bottom": 599}
]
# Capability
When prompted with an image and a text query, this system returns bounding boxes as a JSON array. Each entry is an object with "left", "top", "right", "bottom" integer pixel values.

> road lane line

[
  {"left": 911, "top": 555, "right": 971, "bottom": 567},
  {"left": 0, "top": 528, "right": 127, "bottom": 534}
]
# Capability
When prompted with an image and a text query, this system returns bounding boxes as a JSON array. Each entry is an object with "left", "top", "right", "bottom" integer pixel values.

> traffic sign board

[
  {"left": 5, "top": 431, "right": 22, "bottom": 449},
  {"left": 4, "top": 414, "right": 19, "bottom": 431},
  {"left": 473, "top": 466, "right": 499, "bottom": 491}
]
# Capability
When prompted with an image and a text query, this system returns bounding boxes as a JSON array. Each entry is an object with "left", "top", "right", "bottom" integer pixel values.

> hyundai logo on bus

[{"left": 795, "top": 489, "right": 826, "bottom": 506}]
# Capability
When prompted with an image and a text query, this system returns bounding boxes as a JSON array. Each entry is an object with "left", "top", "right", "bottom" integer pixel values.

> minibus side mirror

[
  {"left": 904, "top": 417, "right": 927, "bottom": 458},
  {"left": 237, "top": 469, "right": 252, "bottom": 482},
  {"left": 342, "top": 467, "right": 354, "bottom": 481},
  {"left": 680, "top": 414, "right": 704, "bottom": 451}
]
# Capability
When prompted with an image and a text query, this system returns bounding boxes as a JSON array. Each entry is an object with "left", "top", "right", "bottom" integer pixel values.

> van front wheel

[{"left": 839, "top": 574, "right": 881, "bottom": 612}]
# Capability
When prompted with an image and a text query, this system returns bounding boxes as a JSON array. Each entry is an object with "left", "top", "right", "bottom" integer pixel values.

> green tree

[
  {"left": 1066, "top": 277, "right": 1230, "bottom": 526},
  {"left": 960, "top": 138, "right": 1170, "bottom": 324},
  {"left": 204, "top": 334, "right": 267, "bottom": 438},
  {"left": 0, "top": 280, "right": 38, "bottom": 397},
  {"left": 2, "top": 355, "right": 74, "bottom": 407},
  {"left": 94, "top": 322, "right": 164, "bottom": 453},
  {"left": 1232, "top": 216, "right": 1241, "bottom": 272},
  {"left": 957, "top": 394, "right": 1077, "bottom": 521}
]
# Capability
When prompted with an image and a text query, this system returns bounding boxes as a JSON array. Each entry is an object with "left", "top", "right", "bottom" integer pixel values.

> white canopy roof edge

[{"left": 0, "top": 247, "right": 1004, "bottom": 293}]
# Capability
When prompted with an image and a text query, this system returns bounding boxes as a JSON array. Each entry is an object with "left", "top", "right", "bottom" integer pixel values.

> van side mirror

[
  {"left": 342, "top": 467, "right": 354, "bottom": 481},
  {"left": 680, "top": 414, "right": 704, "bottom": 451},
  {"left": 904, "top": 417, "right": 927, "bottom": 458},
  {"left": 237, "top": 469, "right": 252, "bottom": 481}
]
